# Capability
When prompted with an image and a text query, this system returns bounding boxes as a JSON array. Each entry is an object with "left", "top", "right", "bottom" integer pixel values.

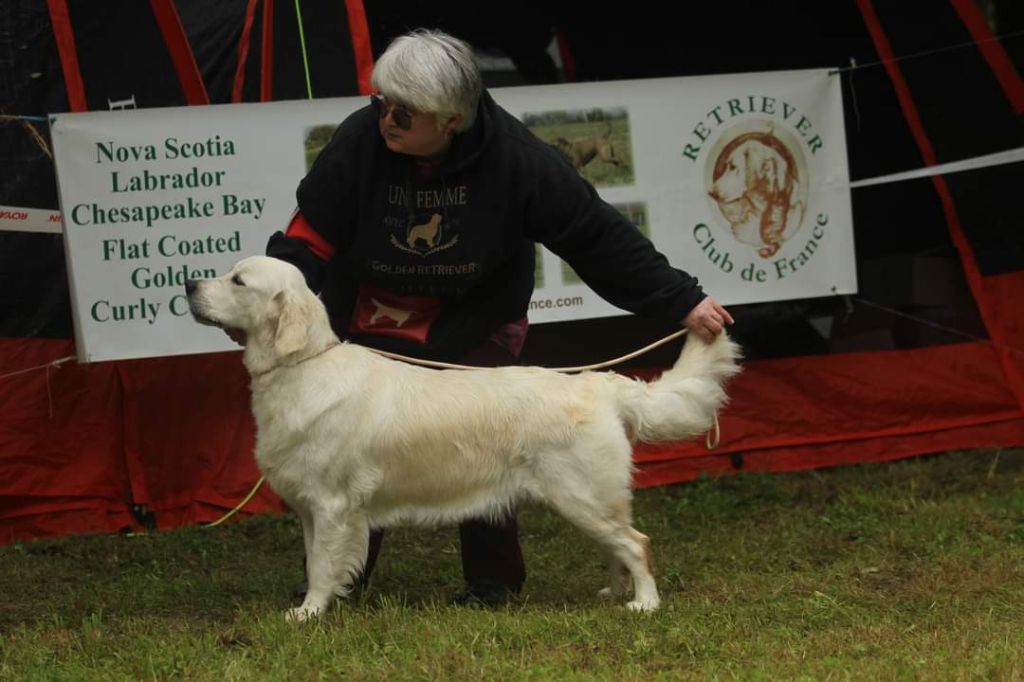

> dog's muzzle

[{"left": 184, "top": 279, "right": 220, "bottom": 328}]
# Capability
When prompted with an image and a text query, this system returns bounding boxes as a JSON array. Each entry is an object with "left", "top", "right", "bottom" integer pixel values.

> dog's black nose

[{"left": 185, "top": 279, "right": 198, "bottom": 296}]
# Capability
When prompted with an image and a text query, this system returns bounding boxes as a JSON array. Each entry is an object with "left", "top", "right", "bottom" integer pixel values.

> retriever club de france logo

[{"left": 682, "top": 95, "right": 831, "bottom": 285}]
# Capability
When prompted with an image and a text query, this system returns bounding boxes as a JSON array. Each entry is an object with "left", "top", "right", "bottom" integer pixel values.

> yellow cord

[
  {"left": 706, "top": 416, "right": 721, "bottom": 450},
  {"left": 123, "top": 476, "right": 266, "bottom": 537},
  {"left": 204, "top": 476, "right": 266, "bottom": 528}
]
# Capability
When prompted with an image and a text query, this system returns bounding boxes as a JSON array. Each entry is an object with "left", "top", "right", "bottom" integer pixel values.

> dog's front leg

[
  {"left": 298, "top": 508, "right": 314, "bottom": 562},
  {"left": 286, "top": 506, "right": 370, "bottom": 622}
]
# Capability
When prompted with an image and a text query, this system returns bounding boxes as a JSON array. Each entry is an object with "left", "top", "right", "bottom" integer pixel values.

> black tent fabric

[{"left": 1, "top": 0, "right": 1022, "bottom": 541}]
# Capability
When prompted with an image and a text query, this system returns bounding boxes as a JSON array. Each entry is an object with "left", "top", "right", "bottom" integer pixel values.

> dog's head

[
  {"left": 551, "top": 137, "right": 572, "bottom": 151},
  {"left": 549, "top": 137, "right": 576, "bottom": 161},
  {"left": 185, "top": 256, "right": 335, "bottom": 373},
  {"left": 710, "top": 138, "right": 793, "bottom": 205}
]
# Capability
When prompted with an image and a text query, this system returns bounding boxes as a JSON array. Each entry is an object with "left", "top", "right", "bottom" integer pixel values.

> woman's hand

[{"left": 682, "top": 296, "right": 734, "bottom": 342}]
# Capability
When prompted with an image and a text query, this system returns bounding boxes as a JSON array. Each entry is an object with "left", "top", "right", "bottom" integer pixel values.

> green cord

[{"left": 293, "top": 0, "right": 314, "bottom": 99}]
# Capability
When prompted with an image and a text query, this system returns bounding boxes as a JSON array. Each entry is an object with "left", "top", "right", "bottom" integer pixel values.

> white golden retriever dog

[{"left": 185, "top": 256, "right": 740, "bottom": 620}]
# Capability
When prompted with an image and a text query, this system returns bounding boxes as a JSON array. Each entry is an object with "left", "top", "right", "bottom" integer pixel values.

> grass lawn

[{"left": 2, "top": 448, "right": 1022, "bottom": 680}]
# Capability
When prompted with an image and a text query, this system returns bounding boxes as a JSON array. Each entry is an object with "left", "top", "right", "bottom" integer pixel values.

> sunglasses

[{"left": 370, "top": 94, "right": 415, "bottom": 130}]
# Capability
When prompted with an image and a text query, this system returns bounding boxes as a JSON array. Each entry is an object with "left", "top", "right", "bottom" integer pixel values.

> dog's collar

[{"left": 250, "top": 341, "right": 341, "bottom": 379}]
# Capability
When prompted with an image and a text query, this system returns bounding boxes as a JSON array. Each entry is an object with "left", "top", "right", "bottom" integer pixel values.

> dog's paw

[
  {"left": 285, "top": 605, "right": 320, "bottom": 623},
  {"left": 626, "top": 598, "right": 660, "bottom": 613},
  {"left": 598, "top": 586, "right": 629, "bottom": 600}
]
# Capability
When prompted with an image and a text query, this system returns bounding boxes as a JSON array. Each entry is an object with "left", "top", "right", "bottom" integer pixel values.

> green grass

[{"left": 2, "top": 449, "right": 1023, "bottom": 680}]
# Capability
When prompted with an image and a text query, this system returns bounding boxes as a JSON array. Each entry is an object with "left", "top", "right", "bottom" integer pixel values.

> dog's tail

[{"left": 614, "top": 332, "right": 741, "bottom": 444}]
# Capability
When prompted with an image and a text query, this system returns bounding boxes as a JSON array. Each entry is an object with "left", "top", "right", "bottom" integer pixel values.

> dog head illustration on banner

[{"left": 706, "top": 125, "right": 808, "bottom": 258}]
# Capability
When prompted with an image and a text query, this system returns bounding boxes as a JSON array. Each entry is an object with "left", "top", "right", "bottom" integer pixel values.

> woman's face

[{"left": 373, "top": 95, "right": 459, "bottom": 160}]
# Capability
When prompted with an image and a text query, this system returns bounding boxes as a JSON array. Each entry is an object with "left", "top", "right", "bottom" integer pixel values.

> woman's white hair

[{"left": 371, "top": 29, "right": 482, "bottom": 133}]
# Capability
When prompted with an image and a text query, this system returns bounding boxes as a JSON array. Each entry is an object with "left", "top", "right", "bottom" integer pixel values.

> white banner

[{"left": 52, "top": 69, "right": 855, "bottom": 363}]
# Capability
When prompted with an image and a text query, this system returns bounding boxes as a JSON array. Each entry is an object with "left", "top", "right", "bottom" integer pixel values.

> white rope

[
  {"left": 367, "top": 328, "right": 689, "bottom": 373},
  {"left": 0, "top": 355, "right": 75, "bottom": 381},
  {"left": 0, "top": 355, "right": 75, "bottom": 421},
  {"left": 366, "top": 327, "right": 724, "bottom": 453},
  {"left": 849, "top": 146, "right": 1024, "bottom": 188}
]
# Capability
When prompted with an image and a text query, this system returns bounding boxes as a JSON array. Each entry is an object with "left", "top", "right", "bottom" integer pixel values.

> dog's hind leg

[
  {"left": 596, "top": 497, "right": 633, "bottom": 600},
  {"left": 539, "top": 474, "right": 660, "bottom": 612},
  {"left": 597, "top": 553, "right": 631, "bottom": 601},
  {"left": 620, "top": 528, "right": 658, "bottom": 612},
  {"left": 287, "top": 505, "right": 370, "bottom": 622},
  {"left": 597, "top": 506, "right": 658, "bottom": 612},
  {"left": 558, "top": 503, "right": 659, "bottom": 612}
]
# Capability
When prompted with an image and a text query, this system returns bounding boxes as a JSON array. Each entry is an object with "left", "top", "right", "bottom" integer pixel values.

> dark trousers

[
  {"left": 361, "top": 515, "right": 525, "bottom": 592},
  {"left": 358, "top": 338, "right": 527, "bottom": 592}
]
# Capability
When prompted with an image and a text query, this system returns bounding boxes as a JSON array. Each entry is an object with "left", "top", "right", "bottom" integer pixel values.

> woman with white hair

[{"left": 264, "top": 28, "right": 732, "bottom": 607}]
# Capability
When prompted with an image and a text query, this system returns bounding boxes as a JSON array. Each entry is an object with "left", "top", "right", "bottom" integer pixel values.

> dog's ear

[
  {"left": 272, "top": 290, "right": 309, "bottom": 356},
  {"left": 770, "top": 153, "right": 792, "bottom": 194},
  {"left": 742, "top": 146, "right": 757, "bottom": 188}
]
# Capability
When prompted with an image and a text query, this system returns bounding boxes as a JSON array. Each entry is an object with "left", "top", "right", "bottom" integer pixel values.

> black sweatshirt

[{"left": 267, "top": 91, "right": 705, "bottom": 362}]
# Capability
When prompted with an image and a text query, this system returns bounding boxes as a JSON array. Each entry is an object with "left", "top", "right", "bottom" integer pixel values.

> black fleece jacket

[{"left": 267, "top": 91, "right": 705, "bottom": 362}]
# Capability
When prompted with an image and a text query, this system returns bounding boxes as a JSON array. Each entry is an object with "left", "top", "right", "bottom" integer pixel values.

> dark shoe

[{"left": 449, "top": 579, "right": 516, "bottom": 608}]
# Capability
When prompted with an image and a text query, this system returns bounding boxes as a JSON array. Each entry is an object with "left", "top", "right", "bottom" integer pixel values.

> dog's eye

[{"left": 232, "top": 275, "right": 245, "bottom": 286}]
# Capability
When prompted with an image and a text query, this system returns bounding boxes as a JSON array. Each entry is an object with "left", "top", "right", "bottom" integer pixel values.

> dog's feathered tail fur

[{"left": 614, "top": 333, "right": 741, "bottom": 444}]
